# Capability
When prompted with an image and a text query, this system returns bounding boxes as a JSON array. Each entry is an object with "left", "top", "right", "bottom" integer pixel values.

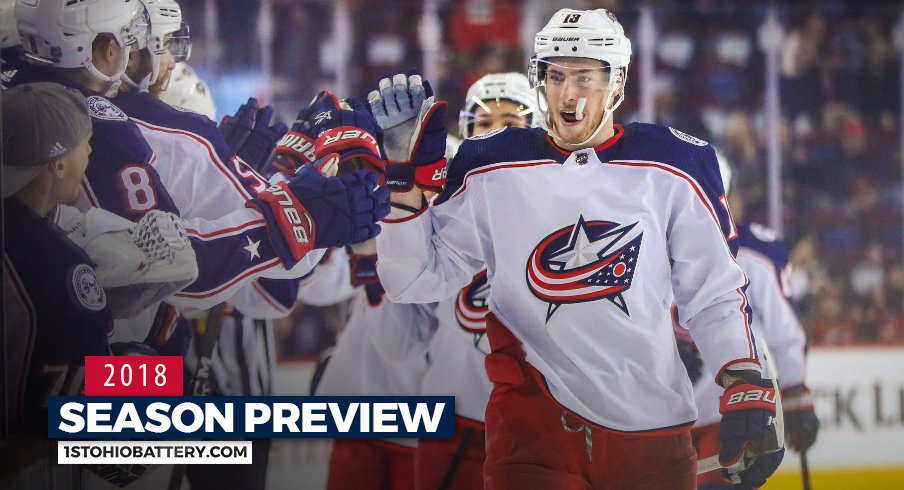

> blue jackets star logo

[{"left": 526, "top": 215, "right": 643, "bottom": 321}]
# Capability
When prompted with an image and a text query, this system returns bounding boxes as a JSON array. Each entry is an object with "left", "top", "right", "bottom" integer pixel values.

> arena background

[{"left": 20, "top": 0, "right": 904, "bottom": 488}]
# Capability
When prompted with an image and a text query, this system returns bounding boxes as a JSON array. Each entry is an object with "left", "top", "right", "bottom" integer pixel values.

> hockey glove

[
  {"left": 69, "top": 208, "right": 199, "bottom": 319},
  {"left": 781, "top": 383, "right": 819, "bottom": 452},
  {"left": 246, "top": 154, "right": 390, "bottom": 267},
  {"left": 368, "top": 73, "right": 448, "bottom": 192},
  {"left": 718, "top": 368, "right": 784, "bottom": 489},
  {"left": 234, "top": 104, "right": 288, "bottom": 172},
  {"left": 274, "top": 91, "right": 384, "bottom": 178},
  {"left": 219, "top": 97, "right": 259, "bottom": 152}
]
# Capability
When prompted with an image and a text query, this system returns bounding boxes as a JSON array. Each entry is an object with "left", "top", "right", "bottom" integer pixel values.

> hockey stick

[
  {"left": 436, "top": 428, "right": 475, "bottom": 490},
  {"left": 698, "top": 338, "right": 785, "bottom": 479},
  {"left": 801, "top": 450, "right": 812, "bottom": 490},
  {"left": 168, "top": 303, "right": 228, "bottom": 490}
]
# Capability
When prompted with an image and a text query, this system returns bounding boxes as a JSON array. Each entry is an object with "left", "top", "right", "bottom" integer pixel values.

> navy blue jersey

[
  {"left": 738, "top": 222, "right": 790, "bottom": 291},
  {"left": 3, "top": 62, "right": 314, "bottom": 309},
  {"left": 3, "top": 199, "right": 112, "bottom": 433}
]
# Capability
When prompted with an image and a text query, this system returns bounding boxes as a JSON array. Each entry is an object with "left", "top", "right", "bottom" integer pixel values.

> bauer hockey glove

[
  {"left": 274, "top": 91, "right": 385, "bottom": 177},
  {"left": 718, "top": 368, "right": 785, "bottom": 489},
  {"left": 219, "top": 97, "right": 259, "bottom": 152},
  {"left": 368, "top": 73, "right": 448, "bottom": 193},
  {"left": 781, "top": 383, "right": 819, "bottom": 452},
  {"left": 246, "top": 154, "right": 390, "bottom": 267}
]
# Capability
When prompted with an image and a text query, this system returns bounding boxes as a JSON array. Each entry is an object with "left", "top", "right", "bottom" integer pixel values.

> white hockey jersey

[
  {"left": 315, "top": 285, "right": 433, "bottom": 447},
  {"left": 692, "top": 222, "right": 807, "bottom": 426},
  {"left": 376, "top": 123, "right": 758, "bottom": 432}
]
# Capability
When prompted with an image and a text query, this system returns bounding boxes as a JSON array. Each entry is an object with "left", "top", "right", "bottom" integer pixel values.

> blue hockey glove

[
  {"left": 234, "top": 104, "right": 288, "bottom": 172},
  {"left": 246, "top": 154, "right": 390, "bottom": 267},
  {"left": 781, "top": 384, "right": 819, "bottom": 452},
  {"left": 219, "top": 97, "right": 259, "bottom": 152},
  {"left": 273, "top": 91, "right": 384, "bottom": 178},
  {"left": 718, "top": 369, "right": 784, "bottom": 489},
  {"left": 368, "top": 73, "right": 448, "bottom": 192}
]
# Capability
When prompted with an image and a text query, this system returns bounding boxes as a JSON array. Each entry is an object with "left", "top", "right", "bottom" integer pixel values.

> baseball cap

[{"left": 2, "top": 82, "right": 92, "bottom": 197}]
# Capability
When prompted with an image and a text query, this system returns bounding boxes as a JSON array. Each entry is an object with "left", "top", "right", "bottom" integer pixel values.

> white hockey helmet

[
  {"left": 0, "top": 0, "right": 20, "bottom": 48},
  {"left": 458, "top": 72, "right": 537, "bottom": 139},
  {"left": 15, "top": 0, "right": 145, "bottom": 86},
  {"left": 158, "top": 62, "right": 216, "bottom": 119},
  {"left": 123, "top": 0, "right": 190, "bottom": 92},
  {"left": 529, "top": 9, "right": 632, "bottom": 146}
]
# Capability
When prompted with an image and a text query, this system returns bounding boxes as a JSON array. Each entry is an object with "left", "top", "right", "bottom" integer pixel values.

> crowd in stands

[{"left": 184, "top": 0, "right": 904, "bottom": 349}]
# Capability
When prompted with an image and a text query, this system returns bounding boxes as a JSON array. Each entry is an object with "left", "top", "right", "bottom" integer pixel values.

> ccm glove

[
  {"left": 246, "top": 154, "right": 390, "bottom": 267},
  {"left": 718, "top": 369, "right": 784, "bottom": 489},
  {"left": 781, "top": 383, "right": 819, "bottom": 452},
  {"left": 274, "top": 91, "right": 384, "bottom": 177},
  {"left": 368, "top": 73, "right": 448, "bottom": 192}
]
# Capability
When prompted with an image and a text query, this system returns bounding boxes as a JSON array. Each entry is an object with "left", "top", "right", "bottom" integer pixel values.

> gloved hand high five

[
  {"left": 219, "top": 97, "right": 259, "bottom": 152},
  {"left": 781, "top": 383, "right": 819, "bottom": 452},
  {"left": 219, "top": 98, "right": 289, "bottom": 172},
  {"left": 274, "top": 91, "right": 384, "bottom": 178},
  {"left": 718, "top": 368, "right": 784, "bottom": 489},
  {"left": 246, "top": 154, "right": 390, "bottom": 268},
  {"left": 368, "top": 73, "right": 448, "bottom": 193}
]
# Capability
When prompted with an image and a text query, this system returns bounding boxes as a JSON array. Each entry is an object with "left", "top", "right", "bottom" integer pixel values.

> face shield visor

[
  {"left": 124, "top": 20, "right": 190, "bottom": 92},
  {"left": 458, "top": 97, "right": 534, "bottom": 139},
  {"left": 529, "top": 57, "right": 626, "bottom": 147}
]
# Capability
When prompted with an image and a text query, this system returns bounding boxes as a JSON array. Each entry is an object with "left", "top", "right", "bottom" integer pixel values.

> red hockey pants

[
  {"left": 482, "top": 314, "right": 697, "bottom": 490},
  {"left": 415, "top": 417, "right": 486, "bottom": 490},
  {"left": 327, "top": 438, "right": 415, "bottom": 490}
]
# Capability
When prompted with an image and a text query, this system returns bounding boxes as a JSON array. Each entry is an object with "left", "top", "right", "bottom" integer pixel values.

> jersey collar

[{"left": 545, "top": 124, "right": 625, "bottom": 157}]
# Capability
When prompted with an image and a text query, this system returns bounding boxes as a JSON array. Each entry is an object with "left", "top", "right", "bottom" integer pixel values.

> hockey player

[
  {"left": 680, "top": 157, "right": 819, "bottom": 489},
  {"left": 9, "top": 0, "right": 388, "bottom": 343},
  {"left": 271, "top": 88, "right": 425, "bottom": 490},
  {"left": 1, "top": 85, "right": 185, "bottom": 487},
  {"left": 414, "top": 72, "right": 536, "bottom": 490},
  {"left": 371, "top": 9, "right": 782, "bottom": 489}
]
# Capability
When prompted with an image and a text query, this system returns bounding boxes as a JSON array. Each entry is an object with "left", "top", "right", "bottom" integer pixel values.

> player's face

[
  {"left": 55, "top": 134, "right": 92, "bottom": 205},
  {"left": 471, "top": 100, "right": 529, "bottom": 137},
  {"left": 542, "top": 58, "right": 612, "bottom": 145},
  {"left": 149, "top": 49, "right": 176, "bottom": 98}
]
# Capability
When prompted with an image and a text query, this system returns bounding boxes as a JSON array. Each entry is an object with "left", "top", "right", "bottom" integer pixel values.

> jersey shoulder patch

[
  {"left": 87, "top": 96, "right": 129, "bottom": 121},
  {"left": 437, "top": 127, "right": 557, "bottom": 203},
  {"left": 69, "top": 263, "right": 107, "bottom": 312},
  {"left": 466, "top": 126, "right": 507, "bottom": 140},
  {"left": 669, "top": 127, "right": 708, "bottom": 146},
  {"left": 738, "top": 222, "right": 789, "bottom": 266}
]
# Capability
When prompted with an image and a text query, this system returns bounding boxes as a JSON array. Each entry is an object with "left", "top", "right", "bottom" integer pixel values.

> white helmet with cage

[
  {"left": 0, "top": 0, "right": 19, "bottom": 48},
  {"left": 529, "top": 8, "right": 632, "bottom": 146},
  {"left": 158, "top": 62, "right": 216, "bottom": 120},
  {"left": 123, "top": 0, "right": 191, "bottom": 92},
  {"left": 15, "top": 0, "right": 145, "bottom": 87},
  {"left": 458, "top": 72, "right": 537, "bottom": 139}
]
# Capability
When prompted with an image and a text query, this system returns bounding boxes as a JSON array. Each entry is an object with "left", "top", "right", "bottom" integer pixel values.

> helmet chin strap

[
  {"left": 84, "top": 45, "right": 132, "bottom": 96},
  {"left": 122, "top": 52, "right": 161, "bottom": 93}
]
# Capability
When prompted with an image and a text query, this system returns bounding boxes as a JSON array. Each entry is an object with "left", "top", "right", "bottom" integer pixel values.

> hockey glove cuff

[{"left": 718, "top": 369, "right": 784, "bottom": 488}]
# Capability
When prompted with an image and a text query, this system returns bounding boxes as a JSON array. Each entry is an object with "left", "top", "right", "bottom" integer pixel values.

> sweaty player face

[
  {"left": 471, "top": 99, "right": 530, "bottom": 136},
  {"left": 542, "top": 58, "right": 612, "bottom": 146}
]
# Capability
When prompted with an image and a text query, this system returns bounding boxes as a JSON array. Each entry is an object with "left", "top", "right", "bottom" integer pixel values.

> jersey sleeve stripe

[
  {"left": 609, "top": 159, "right": 755, "bottom": 359},
  {"left": 131, "top": 118, "right": 253, "bottom": 201},
  {"left": 174, "top": 257, "right": 281, "bottom": 300},
  {"left": 251, "top": 280, "right": 293, "bottom": 315},
  {"left": 184, "top": 219, "right": 267, "bottom": 239}
]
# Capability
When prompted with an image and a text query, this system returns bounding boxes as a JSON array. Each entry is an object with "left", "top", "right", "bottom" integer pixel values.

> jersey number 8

[{"left": 119, "top": 166, "right": 159, "bottom": 212}]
